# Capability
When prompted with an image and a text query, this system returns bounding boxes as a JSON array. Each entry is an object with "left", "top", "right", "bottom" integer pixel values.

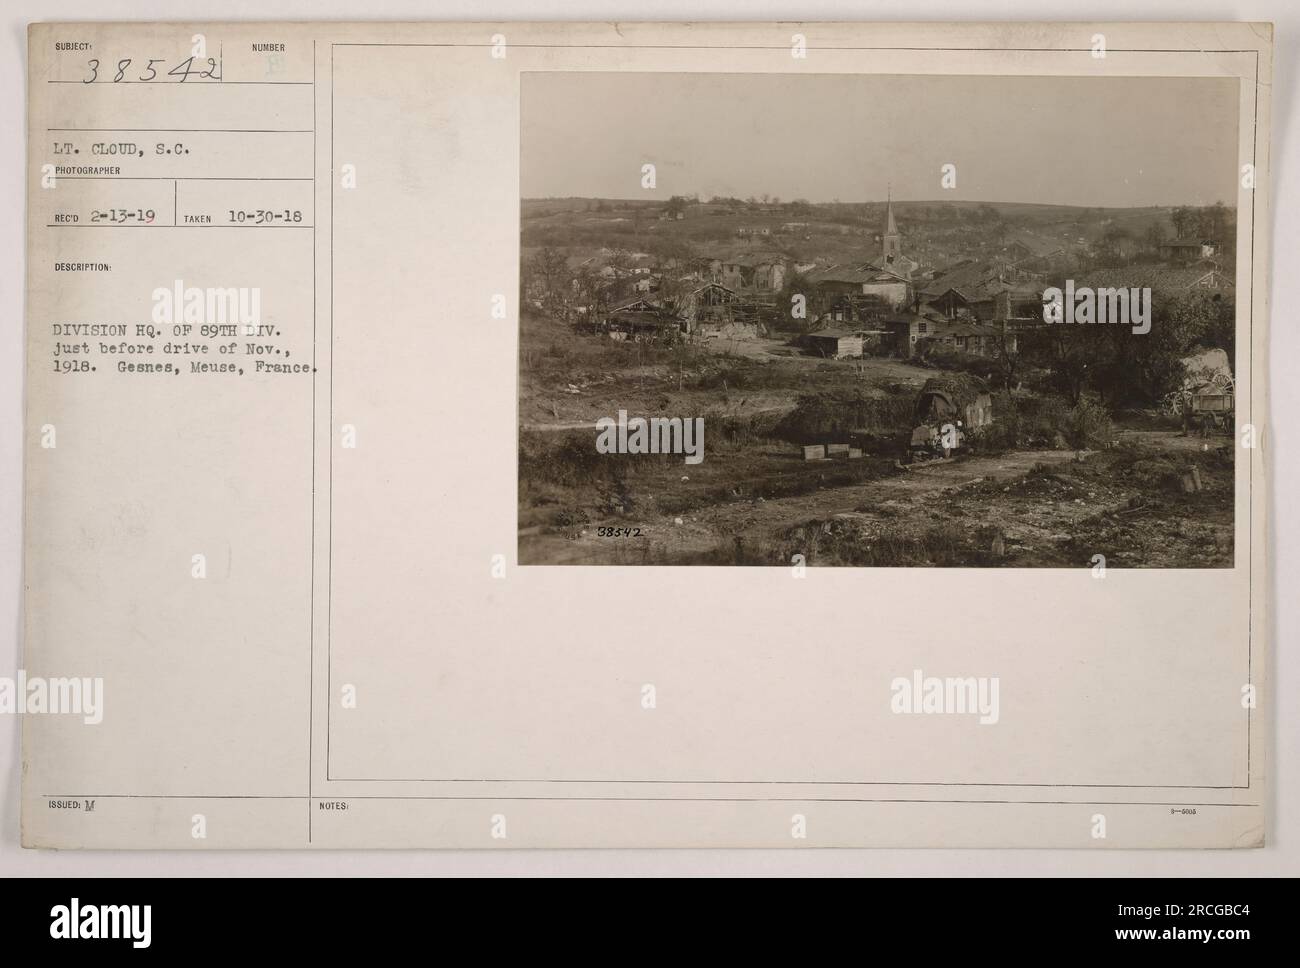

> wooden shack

[{"left": 806, "top": 328, "right": 865, "bottom": 359}]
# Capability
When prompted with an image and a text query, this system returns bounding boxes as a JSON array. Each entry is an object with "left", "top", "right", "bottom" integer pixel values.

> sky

[{"left": 520, "top": 72, "right": 1240, "bottom": 208}]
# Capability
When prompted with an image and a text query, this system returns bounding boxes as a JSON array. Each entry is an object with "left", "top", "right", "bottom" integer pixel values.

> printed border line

[
  {"left": 309, "top": 38, "right": 318, "bottom": 843},
  {"left": 41, "top": 794, "right": 1262, "bottom": 807},
  {"left": 322, "top": 41, "right": 1260, "bottom": 797},
  {"left": 332, "top": 44, "right": 1261, "bottom": 52},
  {"left": 326, "top": 40, "right": 335, "bottom": 789},
  {"left": 320, "top": 778, "right": 1252, "bottom": 789}
]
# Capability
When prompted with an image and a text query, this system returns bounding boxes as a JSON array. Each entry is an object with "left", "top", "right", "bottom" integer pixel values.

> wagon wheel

[{"left": 1213, "top": 372, "right": 1237, "bottom": 394}]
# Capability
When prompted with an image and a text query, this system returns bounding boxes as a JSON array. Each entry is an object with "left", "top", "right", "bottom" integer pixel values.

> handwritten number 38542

[{"left": 82, "top": 56, "right": 221, "bottom": 83}]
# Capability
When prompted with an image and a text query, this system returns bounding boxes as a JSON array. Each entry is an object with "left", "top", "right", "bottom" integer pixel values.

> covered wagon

[{"left": 908, "top": 374, "right": 994, "bottom": 461}]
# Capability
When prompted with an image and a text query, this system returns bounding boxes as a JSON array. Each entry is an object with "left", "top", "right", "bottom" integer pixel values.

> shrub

[
  {"left": 974, "top": 393, "right": 1112, "bottom": 452},
  {"left": 776, "top": 389, "right": 916, "bottom": 444},
  {"left": 919, "top": 345, "right": 1004, "bottom": 382},
  {"left": 1065, "top": 398, "right": 1115, "bottom": 449}
]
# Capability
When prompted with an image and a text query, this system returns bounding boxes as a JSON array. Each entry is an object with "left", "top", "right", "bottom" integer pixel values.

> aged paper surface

[{"left": 21, "top": 21, "right": 1270, "bottom": 848}]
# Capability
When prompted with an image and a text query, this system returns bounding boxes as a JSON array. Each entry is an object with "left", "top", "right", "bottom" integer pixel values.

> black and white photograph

[{"left": 519, "top": 72, "right": 1240, "bottom": 567}]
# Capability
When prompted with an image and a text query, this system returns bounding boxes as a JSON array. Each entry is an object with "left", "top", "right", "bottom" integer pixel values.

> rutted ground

[
  {"left": 522, "top": 448, "right": 1081, "bottom": 564},
  {"left": 520, "top": 431, "right": 1234, "bottom": 568}
]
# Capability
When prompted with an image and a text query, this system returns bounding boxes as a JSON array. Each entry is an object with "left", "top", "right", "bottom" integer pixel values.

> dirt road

[
  {"left": 1116, "top": 429, "right": 1233, "bottom": 453},
  {"left": 662, "top": 448, "right": 1086, "bottom": 539},
  {"left": 525, "top": 448, "right": 1090, "bottom": 564}
]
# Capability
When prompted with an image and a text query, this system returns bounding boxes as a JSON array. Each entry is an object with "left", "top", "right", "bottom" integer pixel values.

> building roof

[
  {"left": 1071, "top": 266, "right": 1231, "bottom": 293},
  {"left": 807, "top": 265, "right": 875, "bottom": 285},
  {"left": 807, "top": 262, "right": 910, "bottom": 286},
  {"left": 668, "top": 282, "right": 740, "bottom": 314},
  {"left": 920, "top": 259, "right": 1027, "bottom": 300},
  {"left": 920, "top": 260, "right": 999, "bottom": 297},
  {"left": 808, "top": 328, "right": 866, "bottom": 340},
  {"left": 608, "top": 294, "right": 665, "bottom": 313},
  {"left": 713, "top": 247, "right": 788, "bottom": 267}
]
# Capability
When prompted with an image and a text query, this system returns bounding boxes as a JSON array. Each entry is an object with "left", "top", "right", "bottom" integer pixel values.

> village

[{"left": 519, "top": 195, "right": 1238, "bottom": 568}]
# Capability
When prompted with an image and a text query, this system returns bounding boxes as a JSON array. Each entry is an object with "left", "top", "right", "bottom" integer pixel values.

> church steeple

[{"left": 882, "top": 189, "right": 901, "bottom": 266}]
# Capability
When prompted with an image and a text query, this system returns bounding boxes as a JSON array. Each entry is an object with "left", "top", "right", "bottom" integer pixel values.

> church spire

[{"left": 882, "top": 188, "right": 901, "bottom": 265}]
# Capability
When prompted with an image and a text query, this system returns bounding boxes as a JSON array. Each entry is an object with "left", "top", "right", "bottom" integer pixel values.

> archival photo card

[{"left": 20, "top": 21, "right": 1269, "bottom": 850}]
